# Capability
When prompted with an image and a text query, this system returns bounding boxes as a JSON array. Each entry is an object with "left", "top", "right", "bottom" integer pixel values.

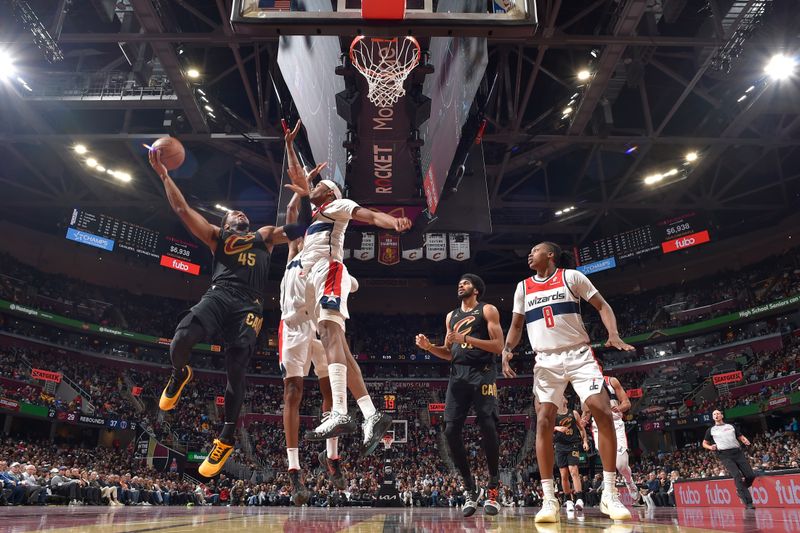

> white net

[{"left": 350, "top": 36, "right": 421, "bottom": 108}]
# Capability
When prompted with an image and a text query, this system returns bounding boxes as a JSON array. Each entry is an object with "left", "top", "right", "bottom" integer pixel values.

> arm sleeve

[
  {"left": 565, "top": 269, "right": 599, "bottom": 301},
  {"left": 283, "top": 196, "right": 312, "bottom": 240},
  {"left": 512, "top": 281, "right": 525, "bottom": 316},
  {"left": 703, "top": 428, "right": 714, "bottom": 444},
  {"left": 734, "top": 425, "right": 743, "bottom": 438}
]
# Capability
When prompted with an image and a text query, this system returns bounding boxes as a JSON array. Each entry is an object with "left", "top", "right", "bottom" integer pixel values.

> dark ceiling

[{"left": 0, "top": 0, "right": 798, "bottom": 284}]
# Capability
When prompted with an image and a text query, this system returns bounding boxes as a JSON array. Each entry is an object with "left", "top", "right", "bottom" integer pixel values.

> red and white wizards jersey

[
  {"left": 512, "top": 268, "right": 598, "bottom": 352},
  {"left": 298, "top": 199, "right": 358, "bottom": 271},
  {"left": 279, "top": 254, "right": 304, "bottom": 321}
]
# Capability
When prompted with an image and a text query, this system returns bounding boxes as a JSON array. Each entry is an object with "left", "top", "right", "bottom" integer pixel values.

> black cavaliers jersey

[
  {"left": 211, "top": 229, "right": 271, "bottom": 298},
  {"left": 449, "top": 302, "right": 493, "bottom": 366},
  {"left": 554, "top": 410, "right": 582, "bottom": 447}
]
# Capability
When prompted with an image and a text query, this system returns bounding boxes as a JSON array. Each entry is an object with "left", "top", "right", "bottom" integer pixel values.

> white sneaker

[
  {"left": 304, "top": 411, "right": 358, "bottom": 441},
  {"left": 601, "top": 489, "right": 632, "bottom": 520},
  {"left": 535, "top": 498, "right": 561, "bottom": 523},
  {"left": 575, "top": 498, "right": 584, "bottom": 511},
  {"left": 565, "top": 499, "right": 575, "bottom": 511},
  {"left": 361, "top": 412, "right": 393, "bottom": 456}
]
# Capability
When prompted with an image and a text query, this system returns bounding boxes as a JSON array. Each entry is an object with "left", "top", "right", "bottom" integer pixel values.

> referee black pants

[{"left": 718, "top": 448, "right": 756, "bottom": 505}]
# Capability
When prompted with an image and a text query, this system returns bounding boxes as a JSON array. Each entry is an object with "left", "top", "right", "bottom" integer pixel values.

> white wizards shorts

[
  {"left": 305, "top": 259, "right": 352, "bottom": 330},
  {"left": 592, "top": 418, "right": 629, "bottom": 455},
  {"left": 533, "top": 344, "right": 605, "bottom": 406},
  {"left": 278, "top": 261, "right": 328, "bottom": 380}
]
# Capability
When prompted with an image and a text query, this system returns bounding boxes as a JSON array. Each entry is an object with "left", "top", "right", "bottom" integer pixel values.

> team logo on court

[{"left": 224, "top": 234, "right": 255, "bottom": 255}]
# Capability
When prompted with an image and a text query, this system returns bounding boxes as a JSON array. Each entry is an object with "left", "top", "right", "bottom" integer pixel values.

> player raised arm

[
  {"left": 257, "top": 120, "right": 325, "bottom": 246},
  {"left": 351, "top": 207, "right": 412, "bottom": 233},
  {"left": 445, "top": 304, "right": 504, "bottom": 355},
  {"left": 415, "top": 311, "right": 455, "bottom": 361},
  {"left": 149, "top": 149, "right": 219, "bottom": 250},
  {"left": 607, "top": 376, "right": 631, "bottom": 414},
  {"left": 575, "top": 409, "right": 590, "bottom": 451}
]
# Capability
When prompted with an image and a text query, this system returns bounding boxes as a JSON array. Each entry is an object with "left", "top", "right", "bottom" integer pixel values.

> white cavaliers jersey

[
  {"left": 298, "top": 199, "right": 358, "bottom": 272},
  {"left": 512, "top": 268, "right": 598, "bottom": 352},
  {"left": 279, "top": 254, "right": 305, "bottom": 321}
]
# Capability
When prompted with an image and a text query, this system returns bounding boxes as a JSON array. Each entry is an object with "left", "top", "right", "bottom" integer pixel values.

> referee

[{"left": 702, "top": 409, "right": 757, "bottom": 508}]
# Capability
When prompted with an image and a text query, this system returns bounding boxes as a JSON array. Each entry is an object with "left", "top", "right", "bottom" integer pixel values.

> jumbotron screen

[
  {"left": 577, "top": 213, "right": 710, "bottom": 267},
  {"left": 66, "top": 209, "right": 202, "bottom": 275}
]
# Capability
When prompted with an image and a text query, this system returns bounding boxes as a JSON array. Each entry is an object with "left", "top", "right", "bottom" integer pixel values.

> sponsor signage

[
  {"left": 159, "top": 255, "right": 200, "bottom": 276},
  {"left": 626, "top": 388, "right": 643, "bottom": 398},
  {"left": 215, "top": 396, "right": 225, "bottom": 406},
  {"left": 768, "top": 396, "right": 788, "bottom": 409},
  {"left": 187, "top": 451, "right": 207, "bottom": 463},
  {"left": 31, "top": 368, "right": 62, "bottom": 383},
  {"left": 428, "top": 403, "right": 446, "bottom": 412},
  {"left": 132, "top": 386, "right": 143, "bottom": 397},
  {"left": 661, "top": 230, "right": 711, "bottom": 254},
  {"left": 576, "top": 257, "right": 617, "bottom": 276},
  {"left": 0, "top": 398, "right": 20, "bottom": 412},
  {"left": 675, "top": 473, "right": 800, "bottom": 509},
  {"left": 66, "top": 227, "right": 115, "bottom": 251},
  {"left": 712, "top": 371, "right": 743, "bottom": 386}
]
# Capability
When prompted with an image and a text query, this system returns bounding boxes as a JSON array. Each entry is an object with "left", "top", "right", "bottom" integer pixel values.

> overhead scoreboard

[
  {"left": 576, "top": 213, "right": 711, "bottom": 275},
  {"left": 66, "top": 209, "right": 202, "bottom": 275}
]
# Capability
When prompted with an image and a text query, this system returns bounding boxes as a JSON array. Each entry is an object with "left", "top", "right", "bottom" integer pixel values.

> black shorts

[
  {"left": 444, "top": 363, "right": 499, "bottom": 423},
  {"left": 555, "top": 446, "right": 581, "bottom": 468},
  {"left": 185, "top": 285, "right": 263, "bottom": 349}
]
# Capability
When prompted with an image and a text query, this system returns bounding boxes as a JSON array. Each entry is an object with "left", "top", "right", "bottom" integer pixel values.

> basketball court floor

[{"left": 1, "top": 505, "right": 796, "bottom": 532}]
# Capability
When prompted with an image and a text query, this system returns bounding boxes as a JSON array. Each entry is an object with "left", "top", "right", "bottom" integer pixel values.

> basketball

[{"left": 151, "top": 137, "right": 185, "bottom": 171}]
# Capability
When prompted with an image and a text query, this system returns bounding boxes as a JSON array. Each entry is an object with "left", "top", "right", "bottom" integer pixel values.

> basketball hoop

[
  {"left": 381, "top": 434, "right": 394, "bottom": 451},
  {"left": 350, "top": 35, "right": 421, "bottom": 108}
]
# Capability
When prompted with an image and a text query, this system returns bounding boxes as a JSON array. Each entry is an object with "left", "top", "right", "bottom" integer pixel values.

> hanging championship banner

[
  {"left": 355, "top": 233, "right": 376, "bottom": 261},
  {"left": 378, "top": 233, "right": 400, "bottom": 265},
  {"left": 425, "top": 233, "right": 447, "bottom": 262},
  {"left": 402, "top": 247, "right": 423, "bottom": 261},
  {"left": 449, "top": 233, "right": 470, "bottom": 261}
]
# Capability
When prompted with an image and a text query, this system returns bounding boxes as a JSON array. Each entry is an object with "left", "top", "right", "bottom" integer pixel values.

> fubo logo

[
  {"left": 776, "top": 479, "right": 800, "bottom": 505},
  {"left": 679, "top": 486, "right": 701, "bottom": 504},
  {"left": 705, "top": 485, "right": 732, "bottom": 505},
  {"left": 661, "top": 230, "right": 711, "bottom": 254}
]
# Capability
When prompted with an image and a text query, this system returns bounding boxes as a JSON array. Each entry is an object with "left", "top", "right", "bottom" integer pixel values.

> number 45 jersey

[
  {"left": 212, "top": 228, "right": 271, "bottom": 299},
  {"left": 512, "top": 268, "right": 598, "bottom": 352}
]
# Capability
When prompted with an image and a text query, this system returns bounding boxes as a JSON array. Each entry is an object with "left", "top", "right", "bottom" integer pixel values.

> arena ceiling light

[
  {"left": 0, "top": 50, "right": 15, "bottom": 79},
  {"left": 765, "top": 53, "right": 797, "bottom": 81},
  {"left": 215, "top": 204, "right": 232, "bottom": 212},
  {"left": 73, "top": 144, "right": 88, "bottom": 155},
  {"left": 576, "top": 69, "right": 591, "bottom": 81},
  {"left": 186, "top": 68, "right": 201, "bottom": 79},
  {"left": 555, "top": 206, "right": 576, "bottom": 216},
  {"left": 85, "top": 158, "right": 98, "bottom": 168},
  {"left": 685, "top": 151, "right": 698, "bottom": 163}
]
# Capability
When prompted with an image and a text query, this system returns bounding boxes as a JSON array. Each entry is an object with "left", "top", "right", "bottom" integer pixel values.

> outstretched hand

[
  {"left": 605, "top": 335, "right": 635, "bottom": 351},
  {"left": 285, "top": 161, "right": 326, "bottom": 197},
  {"left": 285, "top": 119, "right": 302, "bottom": 144},
  {"left": 393, "top": 217, "right": 412, "bottom": 233},
  {"left": 148, "top": 148, "right": 168, "bottom": 180}
]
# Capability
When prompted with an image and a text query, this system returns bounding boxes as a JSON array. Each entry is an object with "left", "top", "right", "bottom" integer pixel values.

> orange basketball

[{"left": 151, "top": 137, "right": 185, "bottom": 171}]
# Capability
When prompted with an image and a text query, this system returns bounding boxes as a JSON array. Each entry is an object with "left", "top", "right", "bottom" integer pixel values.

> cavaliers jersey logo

[
  {"left": 224, "top": 234, "right": 255, "bottom": 255},
  {"left": 558, "top": 416, "right": 573, "bottom": 427},
  {"left": 453, "top": 315, "right": 476, "bottom": 335}
]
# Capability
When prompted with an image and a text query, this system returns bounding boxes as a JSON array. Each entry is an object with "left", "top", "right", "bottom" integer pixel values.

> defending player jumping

[
  {"left": 502, "top": 242, "right": 634, "bottom": 522},
  {"left": 288, "top": 136, "right": 412, "bottom": 452},
  {"left": 149, "top": 144, "right": 313, "bottom": 478},
  {"left": 414, "top": 274, "right": 504, "bottom": 517}
]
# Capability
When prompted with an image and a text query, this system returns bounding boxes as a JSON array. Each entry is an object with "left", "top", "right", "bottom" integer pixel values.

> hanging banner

[
  {"left": 712, "top": 371, "right": 743, "bottom": 386},
  {"left": 378, "top": 233, "right": 400, "bottom": 265},
  {"left": 215, "top": 396, "right": 225, "bottom": 406},
  {"left": 355, "top": 233, "right": 376, "bottom": 261},
  {"left": 402, "top": 247, "right": 423, "bottom": 261},
  {"left": 343, "top": 248, "right": 351, "bottom": 260},
  {"left": 31, "top": 368, "right": 62, "bottom": 383},
  {"left": 449, "top": 233, "right": 470, "bottom": 261},
  {"left": 132, "top": 386, "right": 143, "bottom": 397},
  {"left": 425, "top": 233, "right": 447, "bottom": 262}
]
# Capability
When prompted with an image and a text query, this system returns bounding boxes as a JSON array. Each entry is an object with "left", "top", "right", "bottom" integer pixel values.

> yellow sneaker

[
  {"left": 159, "top": 365, "right": 193, "bottom": 411},
  {"left": 198, "top": 438, "right": 234, "bottom": 478}
]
